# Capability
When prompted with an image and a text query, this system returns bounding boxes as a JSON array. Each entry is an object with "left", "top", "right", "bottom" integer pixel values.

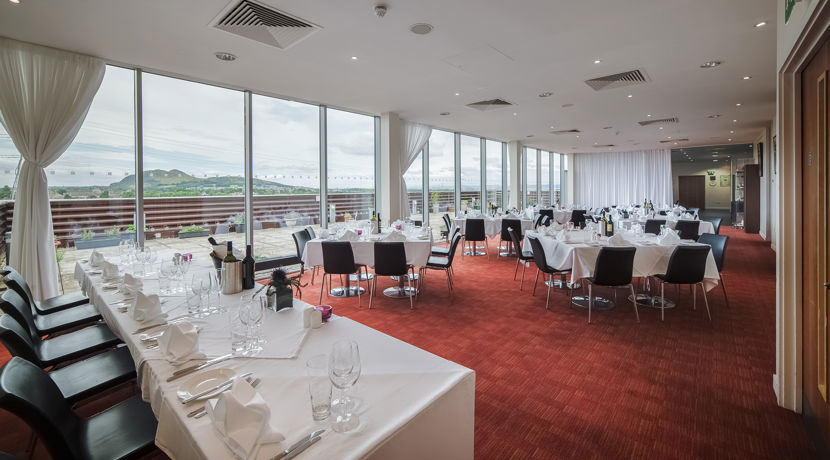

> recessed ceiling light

[
  {"left": 707, "top": 114, "right": 721, "bottom": 118},
  {"left": 735, "top": 103, "right": 742, "bottom": 106},
  {"left": 730, "top": 130, "right": 734, "bottom": 134},
  {"left": 667, "top": 136, "right": 672, "bottom": 139},
  {"left": 410, "top": 23, "right": 434, "bottom": 35},
  {"left": 728, "top": 138, "right": 733, "bottom": 141},
  {"left": 755, "top": 21, "right": 767, "bottom": 28},
  {"left": 700, "top": 60, "right": 722, "bottom": 68},
  {"left": 9, "top": 0, "right": 20, "bottom": 3},
  {"left": 713, "top": 159, "right": 719, "bottom": 162},
  {"left": 538, "top": 92, "right": 553, "bottom": 98},
  {"left": 743, "top": 76, "right": 752, "bottom": 80},
  {"left": 351, "top": 56, "right": 358, "bottom": 60},
  {"left": 594, "top": 59, "right": 602, "bottom": 64},
  {"left": 550, "top": 125, "right": 555, "bottom": 129},
  {"left": 454, "top": 92, "right": 460, "bottom": 96},
  {"left": 659, "top": 127, "right": 664, "bottom": 130},
  {"left": 647, "top": 114, "right": 652, "bottom": 117},
  {"left": 214, "top": 52, "right": 237, "bottom": 62},
  {"left": 576, "top": 135, "right": 580, "bottom": 138},
  {"left": 748, "top": 144, "right": 753, "bottom": 147},
  {"left": 733, "top": 119, "right": 737, "bottom": 122},
  {"left": 627, "top": 94, "right": 633, "bottom": 98},
  {"left": 513, "top": 112, "right": 517, "bottom": 116},
  {"left": 674, "top": 142, "right": 678, "bottom": 145},
  {"left": 439, "top": 112, "right": 450, "bottom": 116}
]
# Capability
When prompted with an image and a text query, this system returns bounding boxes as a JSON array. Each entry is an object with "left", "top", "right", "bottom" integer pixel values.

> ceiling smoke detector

[
  {"left": 214, "top": 52, "right": 237, "bottom": 62},
  {"left": 374, "top": 5, "right": 387, "bottom": 18},
  {"left": 410, "top": 23, "right": 434, "bottom": 35}
]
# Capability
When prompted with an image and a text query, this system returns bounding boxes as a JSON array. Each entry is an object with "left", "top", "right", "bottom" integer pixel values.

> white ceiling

[{"left": 0, "top": 0, "right": 776, "bottom": 153}]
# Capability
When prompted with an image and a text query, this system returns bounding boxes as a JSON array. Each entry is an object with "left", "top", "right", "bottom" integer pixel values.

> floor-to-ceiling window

[
  {"left": 403, "top": 150, "right": 423, "bottom": 223},
  {"left": 252, "top": 95, "right": 320, "bottom": 261},
  {"left": 460, "top": 134, "right": 481, "bottom": 210},
  {"left": 142, "top": 73, "right": 245, "bottom": 250},
  {"left": 485, "top": 139, "right": 502, "bottom": 208},
  {"left": 505, "top": 144, "right": 512, "bottom": 209},
  {"left": 553, "top": 152, "right": 561, "bottom": 205},
  {"left": 326, "top": 108, "right": 375, "bottom": 223},
  {"left": 540, "top": 151, "right": 550, "bottom": 206},
  {"left": 525, "top": 148, "right": 538, "bottom": 206},
  {"left": 428, "top": 130, "right": 454, "bottom": 237}
]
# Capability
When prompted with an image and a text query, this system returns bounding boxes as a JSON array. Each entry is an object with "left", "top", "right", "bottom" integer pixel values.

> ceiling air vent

[
  {"left": 550, "top": 129, "right": 581, "bottom": 135},
  {"left": 466, "top": 98, "right": 514, "bottom": 112},
  {"left": 594, "top": 144, "right": 616, "bottom": 148},
  {"left": 660, "top": 138, "right": 689, "bottom": 143},
  {"left": 212, "top": 0, "right": 320, "bottom": 50},
  {"left": 638, "top": 117, "right": 679, "bottom": 126},
  {"left": 585, "top": 68, "right": 651, "bottom": 91}
]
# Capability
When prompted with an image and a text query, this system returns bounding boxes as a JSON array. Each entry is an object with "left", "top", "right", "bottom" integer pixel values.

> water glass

[
  {"left": 228, "top": 307, "right": 248, "bottom": 356},
  {"left": 307, "top": 354, "right": 332, "bottom": 421},
  {"left": 329, "top": 340, "right": 361, "bottom": 433}
]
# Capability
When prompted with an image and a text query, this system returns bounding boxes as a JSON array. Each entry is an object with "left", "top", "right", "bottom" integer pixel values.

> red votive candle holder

[{"left": 316, "top": 305, "right": 333, "bottom": 322}]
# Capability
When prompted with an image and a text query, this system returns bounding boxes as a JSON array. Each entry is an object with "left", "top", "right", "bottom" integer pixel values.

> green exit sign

[{"left": 785, "top": 0, "right": 796, "bottom": 24}]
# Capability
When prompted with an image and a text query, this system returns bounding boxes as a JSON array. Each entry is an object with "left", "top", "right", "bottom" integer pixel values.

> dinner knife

[
  {"left": 272, "top": 429, "right": 325, "bottom": 460},
  {"left": 281, "top": 435, "right": 322, "bottom": 460},
  {"left": 167, "top": 354, "right": 233, "bottom": 382},
  {"left": 180, "top": 372, "right": 252, "bottom": 404}
]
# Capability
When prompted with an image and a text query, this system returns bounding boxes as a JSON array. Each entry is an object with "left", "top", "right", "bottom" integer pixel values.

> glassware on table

[
  {"left": 190, "top": 273, "right": 211, "bottom": 315},
  {"left": 208, "top": 270, "right": 222, "bottom": 312},
  {"left": 328, "top": 340, "right": 361, "bottom": 433},
  {"left": 228, "top": 305, "right": 248, "bottom": 356},
  {"left": 306, "top": 354, "right": 332, "bottom": 421},
  {"left": 158, "top": 261, "right": 172, "bottom": 294},
  {"left": 567, "top": 222, "right": 574, "bottom": 231},
  {"left": 239, "top": 296, "right": 264, "bottom": 356},
  {"left": 144, "top": 247, "right": 158, "bottom": 276}
]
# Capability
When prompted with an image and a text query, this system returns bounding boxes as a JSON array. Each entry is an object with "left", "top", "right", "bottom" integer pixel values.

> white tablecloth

[
  {"left": 302, "top": 236, "right": 432, "bottom": 268},
  {"left": 622, "top": 218, "right": 715, "bottom": 236},
  {"left": 452, "top": 217, "right": 533, "bottom": 239},
  {"left": 522, "top": 230, "right": 720, "bottom": 291},
  {"left": 74, "top": 258, "right": 474, "bottom": 460}
]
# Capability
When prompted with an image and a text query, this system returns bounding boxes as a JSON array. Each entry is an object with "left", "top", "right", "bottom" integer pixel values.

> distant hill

[{"left": 109, "top": 169, "right": 296, "bottom": 192}]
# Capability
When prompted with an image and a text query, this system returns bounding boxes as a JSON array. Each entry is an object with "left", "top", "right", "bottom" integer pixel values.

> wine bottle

[
  {"left": 606, "top": 217, "right": 614, "bottom": 236},
  {"left": 377, "top": 212, "right": 382, "bottom": 234},
  {"left": 208, "top": 236, "right": 218, "bottom": 246},
  {"left": 223, "top": 241, "right": 237, "bottom": 263},
  {"left": 242, "top": 244, "right": 255, "bottom": 289}
]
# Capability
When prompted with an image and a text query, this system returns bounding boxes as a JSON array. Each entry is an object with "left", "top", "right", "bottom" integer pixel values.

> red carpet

[{"left": 0, "top": 227, "right": 817, "bottom": 459}]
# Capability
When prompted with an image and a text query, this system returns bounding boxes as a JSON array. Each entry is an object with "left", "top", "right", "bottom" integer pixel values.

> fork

[{"left": 187, "top": 377, "right": 260, "bottom": 418}]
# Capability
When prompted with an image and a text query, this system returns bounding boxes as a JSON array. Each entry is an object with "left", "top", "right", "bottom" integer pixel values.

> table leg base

[
  {"left": 463, "top": 251, "right": 487, "bottom": 256},
  {"left": 571, "top": 296, "right": 615, "bottom": 310},
  {"left": 350, "top": 273, "right": 374, "bottom": 282},
  {"left": 390, "top": 274, "right": 420, "bottom": 281},
  {"left": 383, "top": 286, "right": 418, "bottom": 298},
  {"left": 329, "top": 286, "right": 365, "bottom": 297},
  {"left": 545, "top": 278, "right": 577, "bottom": 290},
  {"left": 629, "top": 294, "right": 676, "bottom": 309}
]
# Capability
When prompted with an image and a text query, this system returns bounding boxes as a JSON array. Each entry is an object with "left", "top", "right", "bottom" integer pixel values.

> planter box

[
  {"left": 121, "top": 232, "right": 136, "bottom": 242},
  {"left": 178, "top": 230, "right": 210, "bottom": 239},
  {"left": 74, "top": 236, "right": 121, "bottom": 250}
]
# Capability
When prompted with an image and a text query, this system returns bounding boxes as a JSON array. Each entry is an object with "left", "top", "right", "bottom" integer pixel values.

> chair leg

[
  {"left": 692, "top": 283, "right": 697, "bottom": 310},
  {"left": 310, "top": 266, "right": 316, "bottom": 285},
  {"left": 532, "top": 269, "right": 540, "bottom": 296},
  {"left": 720, "top": 273, "right": 729, "bottom": 308},
  {"left": 368, "top": 276, "right": 375, "bottom": 309},
  {"left": 700, "top": 283, "right": 712, "bottom": 321},
  {"left": 545, "top": 274, "right": 552, "bottom": 310},
  {"left": 588, "top": 283, "right": 593, "bottom": 323},
  {"left": 446, "top": 270, "right": 452, "bottom": 294},
  {"left": 407, "top": 275, "right": 414, "bottom": 309},
  {"left": 661, "top": 282, "right": 665, "bottom": 321},
  {"left": 486, "top": 239, "right": 491, "bottom": 260},
  {"left": 514, "top": 257, "right": 520, "bottom": 280},
  {"left": 520, "top": 262, "right": 527, "bottom": 291},
  {"left": 630, "top": 285, "right": 640, "bottom": 322},
  {"left": 319, "top": 273, "right": 326, "bottom": 304},
  {"left": 356, "top": 271, "right": 361, "bottom": 307}
]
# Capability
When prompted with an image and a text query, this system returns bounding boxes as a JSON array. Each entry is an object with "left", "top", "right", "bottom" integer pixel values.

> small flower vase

[{"left": 267, "top": 285, "right": 294, "bottom": 311}]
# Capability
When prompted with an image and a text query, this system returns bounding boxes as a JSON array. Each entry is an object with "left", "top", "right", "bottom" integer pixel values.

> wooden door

[
  {"left": 802, "top": 37, "right": 830, "bottom": 446},
  {"left": 678, "top": 175, "right": 705, "bottom": 210}
]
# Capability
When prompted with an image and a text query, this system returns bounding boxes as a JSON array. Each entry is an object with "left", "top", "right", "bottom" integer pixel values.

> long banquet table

[
  {"left": 74, "top": 256, "right": 474, "bottom": 460},
  {"left": 522, "top": 230, "right": 720, "bottom": 291},
  {"left": 452, "top": 216, "right": 533, "bottom": 238}
]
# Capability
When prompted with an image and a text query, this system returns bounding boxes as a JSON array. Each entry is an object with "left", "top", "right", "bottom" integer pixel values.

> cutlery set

[{"left": 186, "top": 376, "right": 261, "bottom": 418}]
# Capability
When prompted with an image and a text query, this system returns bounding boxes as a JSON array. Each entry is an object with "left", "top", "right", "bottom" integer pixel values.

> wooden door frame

[{"left": 778, "top": 1, "right": 830, "bottom": 413}]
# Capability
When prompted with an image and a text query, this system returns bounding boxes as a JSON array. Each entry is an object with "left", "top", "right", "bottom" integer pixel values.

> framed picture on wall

[{"left": 720, "top": 175, "right": 731, "bottom": 187}]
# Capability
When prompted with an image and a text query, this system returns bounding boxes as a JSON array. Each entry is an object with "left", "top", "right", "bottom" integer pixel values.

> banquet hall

[{"left": 0, "top": 0, "right": 825, "bottom": 458}]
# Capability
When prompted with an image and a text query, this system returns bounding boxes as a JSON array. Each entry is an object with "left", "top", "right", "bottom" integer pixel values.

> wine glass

[
  {"left": 190, "top": 273, "right": 210, "bottom": 315},
  {"left": 144, "top": 247, "right": 157, "bottom": 276},
  {"left": 328, "top": 340, "right": 361, "bottom": 432},
  {"left": 208, "top": 270, "right": 222, "bottom": 313},
  {"left": 240, "top": 298, "right": 264, "bottom": 355},
  {"left": 158, "top": 260, "right": 172, "bottom": 295}
]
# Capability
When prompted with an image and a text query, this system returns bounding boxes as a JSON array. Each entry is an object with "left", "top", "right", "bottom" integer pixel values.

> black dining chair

[
  {"left": 433, "top": 226, "right": 460, "bottom": 256},
  {"left": 0, "top": 311, "right": 121, "bottom": 368},
  {"left": 2, "top": 267, "right": 88, "bottom": 315},
  {"left": 463, "top": 218, "right": 489, "bottom": 258},
  {"left": 708, "top": 217, "right": 722, "bottom": 235},
  {"left": 0, "top": 357, "right": 158, "bottom": 460},
  {"left": 540, "top": 215, "right": 552, "bottom": 227},
  {"left": 658, "top": 210, "right": 668, "bottom": 216},
  {"left": 305, "top": 226, "right": 316, "bottom": 239},
  {"left": 533, "top": 214, "right": 544, "bottom": 229},
  {"left": 527, "top": 236, "right": 573, "bottom": 310},
  {"left": 370, "top": 242, "right": 416, "bottom": 309},
  {"left": 688, "top": 207, "right": 700, "bottom": 219},
  {"left": 420, "top": 232, "right": 462, "bottom": 296},
  {"left": 644, "top": 219, "right": 666, "bottom": 235},
  {"left": 508, "top": 227, "right": 534, "bottom": 290},
  {"left": 441, "top": 214, "right": 452, "bottom": 242},
  {"left": 653, "top": 245, "right": 713, "bottom": 321},
  {"left": 292, "top": 229, "right": 314, "bottom": 283},
  {"left": 0, "top": 316, "right": 135, "bottom": 404},
  {"left": 499, "top": 218, "right": 522, "bottom": 258},
  {"left": 570, "top": 210, "right": 587, "bottom": 229},
  {"left": 319, "top": 241, "right": 366, "bottom": 306},
  {"left": 0, "top": 289, "right": 102, "bottom": 337},
  {"left": 539, "top": 209, "right": 554, "bottom": 220},
  {"left": 698, "top": 233, "right": 730, "bottom": 308},
  {"left": 674, "top": 220, "right": 701, "bottom": 241},
  {"left": 584, "top": 247, "right": 640, "bottom": 323}
]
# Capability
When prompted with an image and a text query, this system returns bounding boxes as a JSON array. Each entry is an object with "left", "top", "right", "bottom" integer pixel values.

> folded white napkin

[
  {"left": 101, "top": 261, "right": 119, "bottom": 280},
  {"left": 89, "top": 250, "right": 105, "bottom": 267},
  {"left": 120, "top": 272, "right": 143, "bottom": 295},
  {"left": 383, "top": 230, "right": 407, "bottom": 242},
  {"left": 339, "top": 230, "right": 359, "bottom": 242},
  {"left": 207, "top": 379, "right": 285, "bottom": 460},
  {"left": 212, "top": 244, "right": 244, "bottom": 259},
  {"left": 555, "top": 229, "right": 569, "bottom": 242},
  {"left": 158, "top": 321, "right": 204, "bottom": 364},
  {"left": 608, "top": 233, "right": 628, "bottom": 247},
  {"left": 657, "top": 230, "right": 681, "bottom": 246},
  {"left": 131, "top": 291, "right": 167, "bottom": 324}
]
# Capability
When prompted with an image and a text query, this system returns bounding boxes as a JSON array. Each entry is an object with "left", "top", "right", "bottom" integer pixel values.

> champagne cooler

[{"left": 221, "top": 260, "right": 243, "bottom": 295}]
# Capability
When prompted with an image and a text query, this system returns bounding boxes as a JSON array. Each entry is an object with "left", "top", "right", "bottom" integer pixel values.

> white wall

[{"left": 671, "top": 160, "right": 733, "bottom": 210}]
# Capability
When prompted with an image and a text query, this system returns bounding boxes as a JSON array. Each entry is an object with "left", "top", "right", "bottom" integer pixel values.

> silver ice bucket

[{"left": 220, "top": 260, "right": 243, "bottom": 295}]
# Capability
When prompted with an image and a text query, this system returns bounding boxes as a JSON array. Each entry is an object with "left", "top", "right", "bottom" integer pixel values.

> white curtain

[
  {"left": 400, "top": 123, "right": 431, "bottom": 218},
  {"left": 0, "top": 38, "right": 105, "bottom": 300},
  {"left": 573, "top": 149, "right": 673, "bottom": 208}
]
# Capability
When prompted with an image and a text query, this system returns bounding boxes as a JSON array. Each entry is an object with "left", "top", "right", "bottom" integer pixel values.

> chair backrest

[
  {"left": 697, "top": 233, "right": 728, "bottom": 272},
  {"left": 373, "top": 242, "right": 408, "bottom": 276},
  {"left": 501, "top": 219, "right": 521, "bottom": 240},
  {"left": 658, "top": 210, "right": 668, "bottom": 216},
  {"left": 445, "top": 232, "right": 463, "bottom": 266},
  {"left": 0, "top": 315, "right": 41, "bottom": 366},
  {"left": 507, "top": 227, "right": 525, "bottom": 255},
  {"left": 442, "top": 214, "right": 452, "bottom": 231},
  {"left": 540, "top": 215, "right": 551, "bottom": 227},
  {"left": 539, "top": 209, "right": 553, "bottom": 219},
  {"left": 0, "top": 290, "right": 38, "bottom": 342},
  {"left": 674, "top": 220, "right": 700, "bottom": 240},
  {"left": 321, "top": 241, "right": 357, "bottom": 275},
  {"left": 708, "top": 217, "right": 722, "bottom": 235},
  {"left": 464, "top": 219, "right": 486, "bottom": 241},
  {"left": 533, "top": 215, "right": 544, "bottom": 229},
  {"left": 570, "top": 210, "right": 587, "bottom": 228},
  {"left": 0, "top": 357, "right": 83, "bottom": 459},
  {"left": 663, "top": 245, "right": 711, "bottom": 284},
  {"left": 592, "top": 247, "right": 637, "bottom": 286},
  {"left": 644, "top": 219, "right": 666, "bottom": 235},
  {"left": 292, "top": 229, "right": 311, "bottom": 260},
  {"left": 1, "top": 267, "right": 36, "bottom": 310},
  {"left": 526, "top": 236, "right": 551, "bottom": 272},
  {"left": 305, "top": 226, "right": 316, "bottom": 239}
]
